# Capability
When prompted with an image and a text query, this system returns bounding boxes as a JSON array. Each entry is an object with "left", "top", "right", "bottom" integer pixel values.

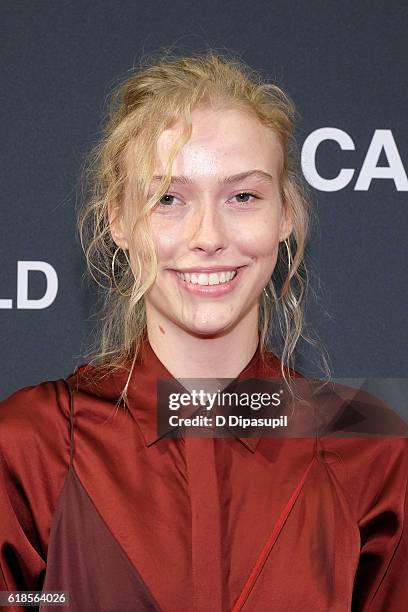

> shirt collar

[{"left": 111, "top": 337, "right": 284, "bottom": 453}]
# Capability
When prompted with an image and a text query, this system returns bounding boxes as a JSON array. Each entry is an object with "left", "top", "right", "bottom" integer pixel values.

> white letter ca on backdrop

[{"left": 301, "top": 128, "right": 408, "bottom": 191}]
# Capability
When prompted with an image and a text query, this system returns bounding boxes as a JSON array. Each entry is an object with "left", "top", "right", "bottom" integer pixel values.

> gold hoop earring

[
  {"left": 122, "top": 248, "right": 131, "bottom": 268},
  {"left": 111, "top": 247, "right": 131, "bottom": 297},
  {"left": 284, "top": 238, "right": 292, "bottom": 275}
]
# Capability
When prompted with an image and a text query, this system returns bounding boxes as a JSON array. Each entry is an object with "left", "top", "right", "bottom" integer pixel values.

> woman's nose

[{"left": 187, "top": 204, "right": 228, "bottom": 254}]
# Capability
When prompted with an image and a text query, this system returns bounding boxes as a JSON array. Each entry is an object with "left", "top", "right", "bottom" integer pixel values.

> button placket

[{"left": 184, "top": 435, "right": 224, "bottom": 612}]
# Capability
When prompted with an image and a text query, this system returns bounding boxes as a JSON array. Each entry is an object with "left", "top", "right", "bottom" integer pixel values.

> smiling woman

[
  {"left": 109, "top": 104, "right": 293, "bottom": 373},
  {"left": 1, "top": 50, "right": 407, "bottom": 612},
  {"left": 79, "top": 50, "right": 314, "bottom": 390}
]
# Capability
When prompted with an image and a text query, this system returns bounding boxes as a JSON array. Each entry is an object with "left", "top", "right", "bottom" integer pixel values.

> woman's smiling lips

[{"left": 168, "top": 265, "right": 246, "bottom": 296}]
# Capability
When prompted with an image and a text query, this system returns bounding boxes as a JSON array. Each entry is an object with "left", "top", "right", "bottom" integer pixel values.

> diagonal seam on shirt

[{"left": 231, "top": 455, "right": 315, "bottom": 612}]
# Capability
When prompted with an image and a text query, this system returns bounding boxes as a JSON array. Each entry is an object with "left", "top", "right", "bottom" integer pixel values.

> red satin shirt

[{"left": 1, "top": 339, "right": 407, "bottom": 611}]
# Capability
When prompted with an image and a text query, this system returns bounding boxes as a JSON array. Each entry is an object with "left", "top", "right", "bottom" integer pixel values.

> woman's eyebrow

[{"left": 150, "top": 170, "right": 274, "bottom": 186}]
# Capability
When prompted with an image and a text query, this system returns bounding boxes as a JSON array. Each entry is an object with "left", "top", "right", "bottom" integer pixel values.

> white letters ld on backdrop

[{"left": 0, "top": 261, "right": 58, "bottom": 309}]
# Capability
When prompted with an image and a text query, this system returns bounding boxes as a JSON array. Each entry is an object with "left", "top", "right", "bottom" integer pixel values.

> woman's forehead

[
  {"left": 129, "top": 107, "right": 283, "bottom": 181},
  {"left": 122, "top": 107, "right": 284, "bottom": 192}
]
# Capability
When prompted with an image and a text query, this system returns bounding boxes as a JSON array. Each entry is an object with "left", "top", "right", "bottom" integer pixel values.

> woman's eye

[
  {"left": 156, "top": 191, "right": 258, "bottom": 209},
  {"left": 159, "top": 194, "right": 177, "bottom": 206},
  {"left": 231, "top": 192, "right": 258, "bottom": 204}
]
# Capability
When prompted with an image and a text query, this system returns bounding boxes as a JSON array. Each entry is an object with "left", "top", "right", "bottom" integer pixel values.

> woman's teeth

[{"left": 176, "top": 270, "right": 237, "bottom": 285}]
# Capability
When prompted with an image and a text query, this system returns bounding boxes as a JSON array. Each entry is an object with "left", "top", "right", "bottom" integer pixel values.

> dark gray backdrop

[{"left": 1, "top": 0, "right": 407, "bottom": 399}]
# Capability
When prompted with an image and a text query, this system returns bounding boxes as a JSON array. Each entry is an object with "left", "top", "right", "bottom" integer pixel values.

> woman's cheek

[
  {"left": 151, "top": 229, "right": 180, "bottom": 260},
  {"left": 239, "top": 226, "right": 280, "bottom": 258}
]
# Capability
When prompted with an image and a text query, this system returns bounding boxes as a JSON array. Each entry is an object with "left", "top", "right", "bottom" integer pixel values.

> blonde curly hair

[{"left": 76, "top": 49, "right": 329, "bottom": 402}]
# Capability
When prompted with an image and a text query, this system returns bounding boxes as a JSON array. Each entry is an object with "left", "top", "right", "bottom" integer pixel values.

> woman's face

[{"left": 116, "top": 106, "right": 292, "bottom": 338}]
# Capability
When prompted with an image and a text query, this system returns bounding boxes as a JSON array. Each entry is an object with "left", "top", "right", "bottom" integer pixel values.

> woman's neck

[{"left": 146, "top": 313, "right": 260, "bottom": 379}]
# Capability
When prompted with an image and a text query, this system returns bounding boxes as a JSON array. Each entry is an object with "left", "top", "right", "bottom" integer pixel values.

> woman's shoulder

[
  {"left": 313, "top": 379, "right": 408, "bottom": 439},
  {"left": 0, "top": 359, "right": 113, "bottom": 423},
  {"left": 1, "top": 377, "right": 71, "bottom": 426},
  {"left": 0, "top": 377, "right": 72, "bottom": 469},
  {"left": 312, "top": 380, "right": 408, "bottom": 507}
]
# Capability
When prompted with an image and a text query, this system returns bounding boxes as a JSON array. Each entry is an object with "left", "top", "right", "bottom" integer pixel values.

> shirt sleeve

[
  {"left": 0, "top": 380, "right": 71, "bottom": 609},
  {"left": 351, "top": 438, "right": 408, "bottom": 611}
]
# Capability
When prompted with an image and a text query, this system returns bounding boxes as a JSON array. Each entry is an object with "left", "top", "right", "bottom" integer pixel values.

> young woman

[{"left": 1, "top": 52, "right": 407, "bottom": 612}]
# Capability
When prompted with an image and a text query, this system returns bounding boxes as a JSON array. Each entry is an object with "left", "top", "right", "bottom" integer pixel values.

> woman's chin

[{"left": 181, "top": 316, "right": 236, "bottom": 338}]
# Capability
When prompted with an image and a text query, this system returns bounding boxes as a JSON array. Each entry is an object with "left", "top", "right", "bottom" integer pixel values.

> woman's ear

[
  {"left": 279, "top": 203, "right": 293, "bottom": 242},
  {"left": 108, "top": 202, "right": 129, "bottom": 250}
]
